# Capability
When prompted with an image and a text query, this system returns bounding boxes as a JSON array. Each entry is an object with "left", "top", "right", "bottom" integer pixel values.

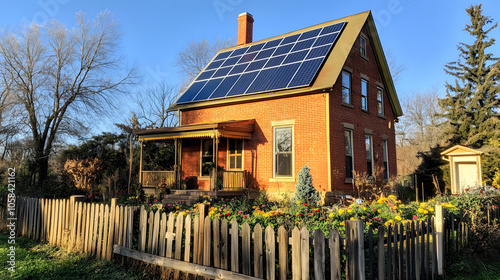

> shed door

[{"left": 456, "top": 163, "right": 478, "bottom": 191}]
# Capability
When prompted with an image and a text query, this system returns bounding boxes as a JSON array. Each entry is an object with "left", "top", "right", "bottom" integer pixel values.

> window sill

[
  {"left": 362, "top": 109, "right": 369, "bottom": 114},
  {"left": 345, "top": 178, "right": 353, "bottom": 184},
  {"left": 361, "top": 55, "right": 369, "bottom": 62},
  {"left": 341, "top": 102, "right": 354, "bottom": 109},
  {"left": 378, "top": 114, "right": 386, "bottom": 119},
  {"left": 269, "top": 177, "right": 296, "bottom": 183}
]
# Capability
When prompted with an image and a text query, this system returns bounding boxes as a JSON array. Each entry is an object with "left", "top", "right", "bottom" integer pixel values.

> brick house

[{"left": 135, "top": 11, "right": 403, "bottom": 198}]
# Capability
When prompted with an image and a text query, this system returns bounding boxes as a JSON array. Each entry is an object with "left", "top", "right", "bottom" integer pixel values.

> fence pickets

[{"left": 10, "top": 196, "right": 487, "bottom": 280}]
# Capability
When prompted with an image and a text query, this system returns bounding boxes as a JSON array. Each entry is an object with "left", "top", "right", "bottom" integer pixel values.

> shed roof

[{"left": 441, "top": 145, "right": 484, "bottom": 156}]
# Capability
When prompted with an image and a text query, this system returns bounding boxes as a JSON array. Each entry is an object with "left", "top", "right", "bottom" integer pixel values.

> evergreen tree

[
  {"left": 439, "top": 4, "right": 500, "bottom": 185},
  {"left": 292, "top": 165, "right": 320, "bottom": 205},
  {"left": 439, "top": 4, "right": 499, "bottom": 148}
]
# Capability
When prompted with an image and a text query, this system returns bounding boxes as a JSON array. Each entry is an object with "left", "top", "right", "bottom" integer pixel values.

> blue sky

[{"left": 1, "top": 0, "right": 499, "bottom": 131}]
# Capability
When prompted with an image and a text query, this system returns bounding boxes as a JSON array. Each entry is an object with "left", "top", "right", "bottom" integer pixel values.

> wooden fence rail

[{"left": 7, "top": 196, "right": 488, "bottom": 279}]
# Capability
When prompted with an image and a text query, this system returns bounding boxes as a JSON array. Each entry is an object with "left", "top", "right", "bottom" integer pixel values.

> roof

[
  {"left": 169, "top": 11, "right": 402, "bottom": 118},
  {"left": 441, "top": 145, "right": 484, "bottom": 156},
  {"left": 135, "top": 119, "right": 255, "bottom": 141}
]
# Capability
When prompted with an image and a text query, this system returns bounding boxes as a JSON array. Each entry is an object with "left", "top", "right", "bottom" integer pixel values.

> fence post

[
  {"left": 345, "top": 220, "right": 365, "bottom": 280},
  {"left": 106, "top": 198, "right": 118, "bottom": 261},
  {"left": 435, "top": 204, "right": 444, "bottom": 276},
  {"left": 69, "top": 195, "right": 85, "bottom": 251}
]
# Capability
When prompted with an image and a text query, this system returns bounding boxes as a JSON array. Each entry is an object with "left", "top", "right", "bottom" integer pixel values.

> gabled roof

[
  {"left": 169, "top": 11, "right": 402, "bottom": 118},
  {"left": 441, "top": 145, "right": 484, "bottom": 156}
]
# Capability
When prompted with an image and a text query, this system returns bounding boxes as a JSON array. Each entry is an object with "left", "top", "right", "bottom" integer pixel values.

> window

[
  {"left": 361, "top": 79, "right": 368, "bottom": 111},
  {"left": 383, "top": 140, "right": 389, "bottom": 179},
  {"left": 274, "top": 126, "right": 293, "bottom": 177},
  {"left": 365, "top": 135, "right": 373, "bottom": 176},
  {"left": 360, "top": 36, "right": 367, "bottom": 58},
  {"left": 200, "top": 139, "right": 213, "bottom": 177},
  {"left": 228, "top": 138, "right": 243, "bottom": 170},
  {"left": 342, "top": 71, "right": 351, "bottom": 104},
  {"left": 377, "top": 86, "right": 384, "bottom": 116},
  {"left": 345, "top": 130, "right": 354, "bottom": 179}
]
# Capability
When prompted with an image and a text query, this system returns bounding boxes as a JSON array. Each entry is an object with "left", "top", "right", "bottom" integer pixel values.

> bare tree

[
  {"left": 0, "top": 11, "right": 137, "bottom": 185},
  {"left": 135, "top": 82, "right": 179, "bottom": 129},
  {"left": 385, "top": 49, "right": 407, "bottom": 85},
  {"left": 396, "top": 88, "right": 446, "bottom": 175},
  {"left": 175, "top": 37, "right": 235, "bottom": 89},
  {"left": 115, "top": 113, "right": 139, "bottom": 195}
]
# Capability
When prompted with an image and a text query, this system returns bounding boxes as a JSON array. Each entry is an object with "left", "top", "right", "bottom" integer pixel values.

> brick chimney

[{"left": 237, "top": 12, "right": 254, "bottom": 46}]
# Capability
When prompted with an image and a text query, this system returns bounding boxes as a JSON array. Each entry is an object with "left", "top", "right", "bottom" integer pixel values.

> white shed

[{"left": 441, "top": 145, "right": 483, "bottom": 194}]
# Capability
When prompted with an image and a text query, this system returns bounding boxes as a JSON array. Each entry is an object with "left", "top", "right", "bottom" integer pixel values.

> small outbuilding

[{"left": 441, "top": 145, "right": 483, "bottom": 194}]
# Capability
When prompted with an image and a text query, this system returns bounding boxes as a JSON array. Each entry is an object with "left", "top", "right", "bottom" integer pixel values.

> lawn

[{"left": 0, "top": 232, "right": 142, "bottom": 280}]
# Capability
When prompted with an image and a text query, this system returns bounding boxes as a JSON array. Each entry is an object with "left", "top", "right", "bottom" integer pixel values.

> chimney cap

[{"left": 238, "top": 12, "right": 253, "bottom": 18}]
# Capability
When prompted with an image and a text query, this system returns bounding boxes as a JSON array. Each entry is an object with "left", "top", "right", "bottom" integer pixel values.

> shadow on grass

[{"left": 0, "top": 231, "right": 143, "bottom": 280}]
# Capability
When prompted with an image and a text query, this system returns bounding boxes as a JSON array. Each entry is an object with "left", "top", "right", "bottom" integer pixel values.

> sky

[{"left": 1, "top": 0, "right": 499, "bottom": 135}]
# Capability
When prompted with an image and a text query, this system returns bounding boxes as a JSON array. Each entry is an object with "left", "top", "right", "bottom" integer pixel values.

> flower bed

[{"left": 121, "top": 186, "right": 500, "bottom": 235}]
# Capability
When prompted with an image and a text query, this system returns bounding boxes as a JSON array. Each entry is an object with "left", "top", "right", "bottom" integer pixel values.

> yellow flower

[
  {"left": 296, "top": 201, "right": 301, "bottom": 205},
  {"left": 340, "top": 221, "right": 345, "bottom": 226},
  {"left": 392, "top": 205, "right": 398, "bottom": 210},
  {"left": 338, "top": 209, "right": 345, "bottom": 215},
  {"left": 329, "top": 213, "right": 334, "bottom": 218},
  {"left": 176, "top": 206, "right": 180, "bottom": 209},
  {"left": 395, "top": 215, "right": 401, "bottom": 221},
  {"left": 363, "top": 207, "right": 367, "bottom": 211},
  {"left": 428, "top": 208, "right": 434, "bottom": 212},
  {"left": 347, "top": 209, "right": 353, "bottom": 213},
  {"left": 350, "top": 217, "right": 356, "bottom": 220},
  {"left": 388, "top": 195, "right": 397, "bottom": 200},
  {"left": 418, "top": 208, "right": 424, "bottom": 213},
  {"left": 367, "top": 222, "right": 372, "bottom": 226},
  {"left": 423, "top": 210, "right": 429, "bottom": 214}
]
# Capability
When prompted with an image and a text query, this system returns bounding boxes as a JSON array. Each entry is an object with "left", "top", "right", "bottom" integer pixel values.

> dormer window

[{"left": 360, "top": 36, "right": 367, "bottom": 59}]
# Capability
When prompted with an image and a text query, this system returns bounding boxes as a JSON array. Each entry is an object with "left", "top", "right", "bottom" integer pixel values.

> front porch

[{"left": 135, "top": 120, "right": 255, "bottom": 196}]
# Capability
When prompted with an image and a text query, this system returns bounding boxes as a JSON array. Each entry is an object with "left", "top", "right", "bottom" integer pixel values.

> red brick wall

[
  {"left": 329, "top": 24, "right": 398, "bottom": 191},
  {"left": 181, "top": 94, "right": 329, "bottom": 193}
]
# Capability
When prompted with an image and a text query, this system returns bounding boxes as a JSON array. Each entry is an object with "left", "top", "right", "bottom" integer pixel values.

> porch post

[
  {"left": 215, "top": 132, "right": 219, "bottom": 192},
  {"left": 174, "top": 138, "right": 180, "bottom": 189},
  {"left": 139, "top": 140, "right": 143, "bottom": 186}
]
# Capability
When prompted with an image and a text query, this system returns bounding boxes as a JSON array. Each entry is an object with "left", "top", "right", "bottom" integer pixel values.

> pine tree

[
  {"left": 292, "top": 165, "right": 320, "bottom": 205},
  {"left": 438, "top": 4, "right": 500, "bottom": 184},
  {"left": 439, "top": 4, "right": 499, "bottom": 148}
]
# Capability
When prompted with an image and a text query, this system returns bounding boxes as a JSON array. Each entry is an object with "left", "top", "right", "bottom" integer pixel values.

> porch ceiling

[{"left": 135, "top": 119, "right": 255, "bottom": 141}]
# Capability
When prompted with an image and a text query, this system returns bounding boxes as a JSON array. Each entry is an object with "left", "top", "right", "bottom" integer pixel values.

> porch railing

[
  {"left": 141, "top": 171, "right": 175, "bottom": 188},
  {"left": 221, "top": 170, "right": 246, "bottom": 190}
]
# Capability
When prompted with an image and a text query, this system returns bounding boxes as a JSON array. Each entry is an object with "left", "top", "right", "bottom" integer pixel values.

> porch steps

[{"left": 162, "top": 190, "right": 215, "bottom": 206}]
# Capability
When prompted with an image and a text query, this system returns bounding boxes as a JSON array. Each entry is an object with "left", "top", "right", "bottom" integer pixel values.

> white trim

[{"left": 272, "top": 123, "right": 295, "bottom": 179}]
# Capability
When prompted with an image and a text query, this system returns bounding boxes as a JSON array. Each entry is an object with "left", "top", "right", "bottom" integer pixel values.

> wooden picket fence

[{"left": 10, "top": 196, "right": 498, "bottom": 279}]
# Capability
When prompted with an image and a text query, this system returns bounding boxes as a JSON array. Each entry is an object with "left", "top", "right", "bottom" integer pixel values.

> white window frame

[
  {"left": 271, "top": 120, "right": 295, "bottom": 180},
  {"left": 377, "top": 86, "right": 384, "bottom": 116},
  {"left": 361, "top": 78, "right": 368, "bottom": 111},
  {"left": 342, "top": 70, "right": 352, "bottom": 105},
  {"left": 227, "top": 138, "right": 244, "bottom": 170},
  {"left": 360, "top": 35, "right": 367, "bottom": 59}
]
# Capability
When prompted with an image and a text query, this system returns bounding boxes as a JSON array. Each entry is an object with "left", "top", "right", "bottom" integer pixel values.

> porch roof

[{"left": 135, "top": 119, "right": 255, "bottom": 141}]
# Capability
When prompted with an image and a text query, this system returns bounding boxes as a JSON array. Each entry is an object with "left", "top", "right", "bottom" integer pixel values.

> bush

[{"left": 292, "top": 165, "right": 320, "bottom": 206}]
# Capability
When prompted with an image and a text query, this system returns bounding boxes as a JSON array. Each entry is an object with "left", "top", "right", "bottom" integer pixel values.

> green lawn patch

[{"left": 0, "top": 232, "right": 142, "bottom": 280}]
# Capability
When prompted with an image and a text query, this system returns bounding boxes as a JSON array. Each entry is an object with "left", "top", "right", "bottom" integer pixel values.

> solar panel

[{"left": 176, "top": 21, "right": 346, "bottom": 104}]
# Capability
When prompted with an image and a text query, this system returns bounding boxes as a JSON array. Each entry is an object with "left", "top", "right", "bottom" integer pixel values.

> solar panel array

[{"left": 176, "top": 21, "right": 346, "bottom": 104}]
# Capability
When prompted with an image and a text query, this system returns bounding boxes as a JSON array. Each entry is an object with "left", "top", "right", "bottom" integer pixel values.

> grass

[{"left": 0, "top": 232, "right": 143, "bottom": 280}]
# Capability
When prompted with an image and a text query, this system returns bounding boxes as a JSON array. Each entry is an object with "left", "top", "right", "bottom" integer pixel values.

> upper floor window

[
  {"left": 342, "top": 71, "right": 351, "bottom": 104},
  {"left": 361, "top": 79, "right": 368, "bottom": 111},
  {"left": 377, "top": 86, "right": 384, "bottom": 116},
  {"left": 228, "top": 138, "right": 243, "bottom": 170},
  {"left": 274, "top": 126, "right": 293, "bottom": 177},
  {"left": 360, "top": 36, "right": 367, "bottom": 58}
]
